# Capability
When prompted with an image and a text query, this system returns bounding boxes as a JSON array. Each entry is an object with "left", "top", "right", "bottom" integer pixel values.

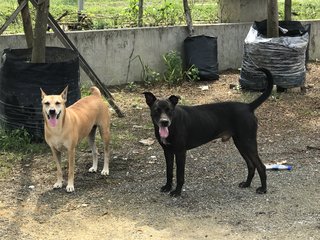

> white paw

[
  {"left": 66, "top": 185, "right": 75, "bottom": 193},
  {"left": 88, "top": 166, "right": 97, "bottom": 173},
  {"left": 53, "top": 182, "right": 63, "bottom": 189},
  {"left": 101, "top": 169, "right": 109, "bottom": 176}
]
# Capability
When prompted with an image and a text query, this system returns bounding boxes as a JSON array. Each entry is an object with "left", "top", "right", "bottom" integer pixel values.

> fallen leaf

[{"left": 139, "top": 138, "right": 155, "bottom": 146}]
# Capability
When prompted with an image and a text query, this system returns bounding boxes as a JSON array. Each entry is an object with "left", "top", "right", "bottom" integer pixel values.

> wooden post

[
  {"left": 31, "top": 0, "right": 49, "bottom": 63},
  {"left": 267, "top": 0, "right": 279, "bottom": 38},
  {"left": 183, "top": 0, "right": 193, "bottom": 36},
  {"left": 138, "top": 0, "right": 143, "bottom": 27},
  {"left": 284, "top": 0, "right": 292, "bottom": 21}
]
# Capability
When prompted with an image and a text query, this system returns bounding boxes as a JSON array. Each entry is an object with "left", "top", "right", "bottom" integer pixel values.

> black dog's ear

[
  {"left": 143, "top": 92, "right": 157, "bottom": 107},
  {"left": 168, "top": 95, "right": 180, "bottom": 106}
]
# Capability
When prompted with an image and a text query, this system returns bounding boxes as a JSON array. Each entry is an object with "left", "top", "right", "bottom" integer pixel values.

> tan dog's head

[{"left": 40, "top": 86, "right": 68, "bottom": 128}]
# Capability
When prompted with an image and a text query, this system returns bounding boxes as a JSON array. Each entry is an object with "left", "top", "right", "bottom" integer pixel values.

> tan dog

[{"left": 41, "top": 86, "right": 111, "bottom": 192}]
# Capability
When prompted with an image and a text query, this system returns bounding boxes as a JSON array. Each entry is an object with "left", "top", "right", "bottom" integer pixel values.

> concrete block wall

[{"left": 1, "top": 21, "right": 319, "bottom": 86}]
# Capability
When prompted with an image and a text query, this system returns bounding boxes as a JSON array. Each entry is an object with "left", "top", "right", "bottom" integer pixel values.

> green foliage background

[{"left": 1, "top": 0, "right": 320, "bottom": 34}]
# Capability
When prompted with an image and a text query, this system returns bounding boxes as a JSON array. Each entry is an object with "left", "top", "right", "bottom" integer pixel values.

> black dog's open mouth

[{"left": 159, "top": 126, "right": 169, "bottom": 138}]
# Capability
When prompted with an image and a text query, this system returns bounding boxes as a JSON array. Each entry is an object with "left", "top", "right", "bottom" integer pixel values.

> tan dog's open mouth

[{"left": 47, "top": 111, "right": 61, "bottom": 127}]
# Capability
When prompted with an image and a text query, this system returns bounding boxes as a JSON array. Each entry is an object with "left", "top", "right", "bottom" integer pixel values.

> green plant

[
  {"left": 185, "top": 65, "right": 200, "bottom": 82},
  {"left": 2, "top": 0, "right": 320, "bottom": 34},
  {"left": 144, "top": 65, "right": 161, "bottom": 86},
  {"left": 80, "top": 84, "right": 92, "bottom": 97},
  {"left": 131, "top": 55, "right": 161, "bottom": 86},
  {"left": 0, "top": 127, "right": 31, "bottom": 152},
  {"left": 126, "top": 81, "right": 138, "bottom": 91},
  {"left": 124, "top": 0, "right": 140, "bottom": 26},
  {"left": 163, "top": 50, "right": 183, "bottom": 85}
]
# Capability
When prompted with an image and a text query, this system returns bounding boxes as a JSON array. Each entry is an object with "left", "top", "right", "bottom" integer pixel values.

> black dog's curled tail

[{"left": 249, "top": 68, "right": 274, "bottom": 111}]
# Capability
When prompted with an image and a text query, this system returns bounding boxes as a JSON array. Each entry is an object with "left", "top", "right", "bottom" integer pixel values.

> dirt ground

[{"left": 0, "top": 63, "right": 319, "bottom": 240}]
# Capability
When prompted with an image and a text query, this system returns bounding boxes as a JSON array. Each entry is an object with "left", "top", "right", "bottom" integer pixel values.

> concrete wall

[{"left": 1, "top": 21, "right": 319, "bottom": 86}]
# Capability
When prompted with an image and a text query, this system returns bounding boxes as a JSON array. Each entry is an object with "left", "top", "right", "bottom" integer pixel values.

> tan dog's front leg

[
  {"left": 66, "top": 148, "right": 76, "bottom": 192},
  {"left": 51, "top": 148, "right": 63, "bottom": 189}
]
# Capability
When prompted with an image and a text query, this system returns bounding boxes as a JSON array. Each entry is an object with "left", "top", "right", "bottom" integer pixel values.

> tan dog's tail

[{"left": 90, "top": 86, "right": 102, "bottom": 97}]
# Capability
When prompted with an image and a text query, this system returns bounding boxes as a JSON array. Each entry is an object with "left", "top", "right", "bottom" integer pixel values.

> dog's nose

[
  {"left": 49, "top": 109, "right": 56, "bottom": 115},
  {"left": 160, "top": 119, "right": 169, "bottom": 127}
]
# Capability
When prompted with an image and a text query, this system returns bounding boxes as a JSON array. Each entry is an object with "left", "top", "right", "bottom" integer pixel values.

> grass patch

[
  {"left": 2, "top": 0, "right": 320, "bottom": 34},
  {"left": 0, "top": 127, "right": 47, "bottom": 178}
]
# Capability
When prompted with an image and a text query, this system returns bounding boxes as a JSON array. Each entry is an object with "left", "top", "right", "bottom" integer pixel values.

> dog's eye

[
  {"left": 55, "top": 101, "right": 61, "bottom": 105},
  {"left": 44, "top": 102, "right": 50, "bottom": 106}
]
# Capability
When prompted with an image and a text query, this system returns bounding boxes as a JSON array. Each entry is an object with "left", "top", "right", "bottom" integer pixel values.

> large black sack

[
  {"left": 184, "top": 35, "right": 219, "bottom": 81},
  {"left": 240, "top": 20, "right": 310, "bottom": 90},
  {"left": 0, "top": 47, "right": 80, "bottom": 141}
]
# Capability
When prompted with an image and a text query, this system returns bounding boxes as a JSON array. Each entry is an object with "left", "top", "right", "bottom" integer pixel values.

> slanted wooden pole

[
  {"left": 18, "top": 0, "right": 33, "bottom": 48},
  {"left": 0, "top": 0, "right": 27, "bottom": 35}
]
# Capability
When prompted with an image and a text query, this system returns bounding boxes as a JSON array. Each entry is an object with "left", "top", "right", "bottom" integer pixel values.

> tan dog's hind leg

[
  {"left": 88, "top": 126, "right": 99, "bottom": 173},
  {"left": 66, "top": 148, "right": 76, "bottom": 192},
  {"left": 51, "top": 148, "right": 63, "bottom": 189},
  {"left": 99, "top": 125, "right": 110, "bottom": 176}
]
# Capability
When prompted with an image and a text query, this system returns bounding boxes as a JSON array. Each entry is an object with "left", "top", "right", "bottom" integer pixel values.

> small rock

[{"left": 139, "top": 138, "right": 155, "bottom": 146}]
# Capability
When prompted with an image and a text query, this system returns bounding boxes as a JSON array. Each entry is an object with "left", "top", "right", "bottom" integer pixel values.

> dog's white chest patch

[
  {"left": 47, "top": 135, "right": 66, "bottom": 150},
  {"left": 161, "top": 138, "right": 170, "bottom": 145}
]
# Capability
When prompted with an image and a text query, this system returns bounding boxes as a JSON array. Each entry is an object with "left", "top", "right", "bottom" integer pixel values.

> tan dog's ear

[
  {"left": 60, "top": 86, "right": 68, "bottom": 101},
  {"left": 40, "top": 88, "right": 47, "bottom": 99}
]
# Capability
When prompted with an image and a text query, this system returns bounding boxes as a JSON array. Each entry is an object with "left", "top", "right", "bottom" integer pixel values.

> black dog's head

[{"left": 143, "top": 92, "right": 180, "bottom": 139}]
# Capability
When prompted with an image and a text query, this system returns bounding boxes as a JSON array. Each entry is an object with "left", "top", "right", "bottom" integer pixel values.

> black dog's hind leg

[
  {"left": 170, "top": 150, "right": 186, "bottom": 197},
  {"left": 233, "top": 137, "right": 267, "bottom": 194},
  {"left": 161, "top": 149, "right": 174, "bottom": 193},
  {"left": 253, "top": 154, "right": 267, "bottom": 194}
]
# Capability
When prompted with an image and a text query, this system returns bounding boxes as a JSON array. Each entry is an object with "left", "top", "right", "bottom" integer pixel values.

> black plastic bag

[
  {"left": 184, "top": 35, "right": 219, "bottom": 81},
  {"left": 0, "top": 47, "right": 80, "bottom": 141}
]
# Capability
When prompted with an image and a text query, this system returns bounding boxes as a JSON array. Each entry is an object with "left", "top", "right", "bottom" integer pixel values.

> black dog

[{"left": 143, "top": 68, "right": 273, "bottom": 197}]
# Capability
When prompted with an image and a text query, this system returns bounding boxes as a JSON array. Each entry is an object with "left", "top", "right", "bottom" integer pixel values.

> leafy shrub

[
  {"left": 185, "top": 64, "right": 200, "bottom": 82},
  {"left": 143, "top": 65, "right": 161, "bottom": 86},
  {"left": 0, "top": 127, "right": 31, "bottom": 152},
  {"left": 163, "top": 50, "right": 184, "bottom": 85}
]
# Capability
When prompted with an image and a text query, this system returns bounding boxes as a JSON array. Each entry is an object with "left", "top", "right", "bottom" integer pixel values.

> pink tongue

[
  {"left": 159, "top": 127, "right": 169, "bottom": 138},
  {"left": 49, "top": 117, "right": 57, "bottom": 127}
]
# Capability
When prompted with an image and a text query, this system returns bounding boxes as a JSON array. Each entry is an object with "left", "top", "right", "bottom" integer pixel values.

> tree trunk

[
  {"left": 267, "top": 0, "right": 279, "bottom": 38},
  {"left": 18, "top": 0, "right": 33, "bottom": 48},
  {"left": 284, "top": 0, "right": 292, "bottom": 21},
  {"left": 138, "top": 0, "right": 143, "bottom": 27},
  {"left": 183, "top": 0, "right": 193, "bottom": 36},
  {"left": 31, "top": 0, "right": 49, "bottom": 63}
]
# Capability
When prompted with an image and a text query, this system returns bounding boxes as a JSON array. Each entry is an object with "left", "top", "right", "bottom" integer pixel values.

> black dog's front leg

[
  {"left": 161, "top": 149, "right": 174, "bottom": 193},
  {"left": 170, "top": 150, "right": 186, "bottom": 197}
]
